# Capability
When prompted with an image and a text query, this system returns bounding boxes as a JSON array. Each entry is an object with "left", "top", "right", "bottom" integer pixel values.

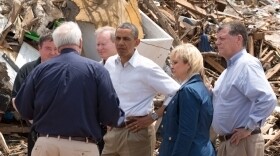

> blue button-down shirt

[
  {"left": 212, "top": 49, "right": 277, "bottom": 135},
  {"left": 15, "top": 48, "right": 124, "bottom": 141}
]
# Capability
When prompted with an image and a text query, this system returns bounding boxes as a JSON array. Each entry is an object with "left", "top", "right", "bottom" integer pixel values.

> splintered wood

[
  {"left": 263, "top": 111, "right": 280, "bottom": 156},
  {"left": 138, "top": 0, "right": 280, "bottom": 103}
]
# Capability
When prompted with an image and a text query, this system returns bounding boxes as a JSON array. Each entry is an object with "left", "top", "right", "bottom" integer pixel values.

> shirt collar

[
  {"left": 60, "top": 48, "right": 79, "bottom": 54},
  {"left": 115, "top": 49, "right": 140, "bottom": 67},
  {"left": 227, "top": 48, "right": 246, "bottom": 67}
]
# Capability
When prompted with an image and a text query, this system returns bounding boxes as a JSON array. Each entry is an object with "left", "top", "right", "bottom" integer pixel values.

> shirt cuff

[{"left": 117, "top": 110, "right": 125, "bottom": 127}]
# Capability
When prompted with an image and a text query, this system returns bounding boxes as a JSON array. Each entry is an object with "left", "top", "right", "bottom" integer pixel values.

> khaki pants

[
  {"left": 32, "top": 137, "right": 99, "bottom": 156},
  {"left": 217, "top": 134, "right": 264, "bottom": 156},
  {"left": 102, "top": 125, "right": 155, "bottom": 156}
]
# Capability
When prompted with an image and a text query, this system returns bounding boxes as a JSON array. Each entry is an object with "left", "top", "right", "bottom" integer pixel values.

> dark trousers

[
  {"left": 28, "top": 128, "right": 37, "bottom": 156},
  {"left": 98, "top": 125, "right": 107, "bottom": 154}
]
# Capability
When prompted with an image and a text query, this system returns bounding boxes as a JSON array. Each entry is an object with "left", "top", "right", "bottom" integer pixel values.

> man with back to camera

[
  {"left": 212, "top": 20, "right": 277, "bottom": 156},
  {"left": 12, "top": 33, "right": 58, "bottom": 156},
  {"left": 15, "top": 21, "right": 124, "bottom": 156}
]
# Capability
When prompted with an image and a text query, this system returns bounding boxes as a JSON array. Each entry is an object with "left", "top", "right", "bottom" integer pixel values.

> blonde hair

[{"left": 170, "top": 43, "right": 208, "bottom": 83}]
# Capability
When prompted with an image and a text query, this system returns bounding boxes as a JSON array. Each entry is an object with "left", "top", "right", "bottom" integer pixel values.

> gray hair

[
  {"left": 52, "top": 21, "right": 82, "bottom": 48},
  {"left": 117, "top": 22, "right": 138, "bottom": 39},
  {"left": 95, "top": 26, "right": 116, "bottom": 42}
]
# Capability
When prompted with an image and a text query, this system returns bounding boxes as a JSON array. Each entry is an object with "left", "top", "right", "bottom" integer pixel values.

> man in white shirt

[{"left": 102, "top": 22, "right": 180, "bottom": 156}]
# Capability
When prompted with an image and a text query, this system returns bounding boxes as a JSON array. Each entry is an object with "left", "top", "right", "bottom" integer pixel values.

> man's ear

[
  {"left": 79, "top": 38, "right": 83, "bottom": 51},
  {"left": 135, "top": 38, "right": 140, "bottom": 46}
]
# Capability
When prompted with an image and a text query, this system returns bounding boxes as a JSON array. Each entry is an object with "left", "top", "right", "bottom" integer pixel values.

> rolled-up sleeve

[
  {"left": 146, "top": 65, "right": 180, "bottom": 106},
  {"left": 239, "top": 63, "right": 277, "bottom": 130}
]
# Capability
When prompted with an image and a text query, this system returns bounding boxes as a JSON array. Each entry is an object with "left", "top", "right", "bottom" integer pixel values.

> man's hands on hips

[
  {"left": 230, "top": 128, "right": 252, "bottom": 145},
  {"left": 126, "top": 115, "right": 155, "bottom": 132}
]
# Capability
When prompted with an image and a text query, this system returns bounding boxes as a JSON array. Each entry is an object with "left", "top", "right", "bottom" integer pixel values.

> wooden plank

[
  {"left": 248, "top": 35, "right": 254, "bottom": 56},
  {"left": 253, "top": 32, "right": 265, "bottom": 40},
  {"left": 0, "top": 0, "right": 22, "bottom": 45},
  {"left": 266, "top": 63, "right": 280, "bottom": 79},
  {"left": 261, "top": 50, "right": 274, "bottom": 63},
  {"left": 259, "top": 47, "right": 269, "bottom": 58},
  {"left": 0, "top": 124, "right": 30, "bottom": 134},
  {"left": 263, "top": 135, "right": 277, "bottom": 140},
  {"left": 204, "top": 56, "right": 225, "bottom": 74},
  {"left": 144, "top": 0, "right": 181, "bottom": 46},
  {"left": 176, "top": 0, "right": 209, "bottom": 17},
  {"left": 261, "top": 123, "right": 274, "bottom": 134},
  {"left": 176, "top": 0, "right": 242, "bottom": 20}
]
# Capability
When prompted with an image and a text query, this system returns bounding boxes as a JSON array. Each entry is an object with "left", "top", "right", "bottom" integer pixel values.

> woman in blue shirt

[{"left": 159, "top": 43, "right": 215, "bottom": 156}]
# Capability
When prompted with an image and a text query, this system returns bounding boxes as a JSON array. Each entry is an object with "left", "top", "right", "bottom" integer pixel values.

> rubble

[
  {"left": 0, "top": 0, "right": 279, "bottom": 155},
  {"left": 139, "top": 0, "right": 280, "bottom": 103}
]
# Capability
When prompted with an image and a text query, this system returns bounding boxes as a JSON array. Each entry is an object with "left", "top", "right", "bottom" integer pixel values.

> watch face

[{"left": 152, "top": 113, "right": 158, "bottom": 120}]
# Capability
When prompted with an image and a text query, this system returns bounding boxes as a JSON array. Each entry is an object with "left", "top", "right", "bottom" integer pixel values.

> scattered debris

[{"left": 0, "top": 0, "right": 279, "bottom": 155}]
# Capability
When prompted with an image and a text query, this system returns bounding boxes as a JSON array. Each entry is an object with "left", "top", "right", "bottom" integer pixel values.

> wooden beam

[
  {"left": 0, "top": 0, "right": 22, "bottom": 45},
  {"left": 204, "top": 56, "right": 225, "bottom": 74},
  {"left": 0, "top": 123, "right": 30, "bottom": 134},
  {"left": 248, "top": 35, "right": 254, "bottom": 56},
  {"left": 266, "top": 63, "right": 280, "bottom": 79},
  {"left": 260, "top": 50, "right": 274, "bottom": 63},
  {"left": 176, "top": 0, "right": 242, "bottom": 20},
  {"left": 144, "top": 0, "right": 181, "bottom": 46},
  {"left": 176, "top": 0, "right": 209, "bottom": 17}
]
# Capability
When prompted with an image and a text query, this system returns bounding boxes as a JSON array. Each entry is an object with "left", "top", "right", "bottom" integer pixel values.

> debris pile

[
  {"left": 0, "top": 0, "right": 280, "bottom": 155},
  {"left": 138, "top": 0, "right": 280, "bottom": 103}
]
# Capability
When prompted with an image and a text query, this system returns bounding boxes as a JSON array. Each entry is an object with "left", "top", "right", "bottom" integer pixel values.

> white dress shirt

[{"left": 105, "top": 50, "right": 180, "bottom": 117}]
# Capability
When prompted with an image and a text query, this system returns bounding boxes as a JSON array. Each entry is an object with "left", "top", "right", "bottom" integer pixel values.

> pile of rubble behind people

[
  {"left": 139, "top": 0, "right": 280, "bottom": 155},
  {"left": 0, "top": 0, "right": 280, "bottom": 155}
]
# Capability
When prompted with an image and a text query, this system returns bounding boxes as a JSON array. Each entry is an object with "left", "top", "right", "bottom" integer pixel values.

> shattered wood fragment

[
  {"left": 143, "top": 0, "right": 181, "bottom": 45},
  {"left": 266, "top": 63, "right": 280, "bottom": 79},
  {"left": 0, "top": 132, "right": 9, "bottom": 154},
  {"left": 253, "top": 32, "right": 265, "bottom": 40},
  {"left": 0, "top": 123, "right": 30, "bottom": 134},
  {"left": 204, "top": 56, "right": 225, "bottom": 74},
  {"left": 261, "top": 50, "right": 275, "bottom": 63},
  {"left": 265, "top": 130, "right": 280, "bottom": 149},
  {"left": 248, "top": 35, "right": 254, "bottom": 56},
  {"left": 0, "top": 0, "right": 22, "bottom": 45}
]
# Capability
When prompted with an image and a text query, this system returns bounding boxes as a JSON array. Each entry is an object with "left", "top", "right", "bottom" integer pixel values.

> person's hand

[
  {"left": 107, "top": 126, "right": 113, "bottom": 131},
  {"left": 126, "top": 115, "right": 154, "bottom": 132},
  {"left": 230, "top": 128, "right": 251, "bottom": 145}
]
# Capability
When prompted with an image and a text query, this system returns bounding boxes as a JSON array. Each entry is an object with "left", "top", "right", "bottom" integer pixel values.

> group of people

[{"left": 11, "top": 20, "right": 277, "bottom": 156}]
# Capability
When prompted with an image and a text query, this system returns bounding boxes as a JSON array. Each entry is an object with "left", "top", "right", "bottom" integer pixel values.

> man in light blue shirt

[{"left": 212, "top": 21, "right": 277, "bottom": 156}]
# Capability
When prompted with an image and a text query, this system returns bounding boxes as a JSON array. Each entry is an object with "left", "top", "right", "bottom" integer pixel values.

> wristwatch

[
  {"left": 150, "top": 112, "right": 159, "bottom": 121},
  {"left": 245, "top": 126, "right": 254, "bottom": 133}
]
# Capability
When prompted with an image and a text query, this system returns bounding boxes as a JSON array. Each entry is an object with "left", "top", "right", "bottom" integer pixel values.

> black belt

[
  {"left": 218, "top": 128, "right": 261, "bottom": 142},
  {"left": 39, "top": 134, "right": 97, "bottom": 144},
  {"left": 116, "top": 115, "right": 147, "bottom": 128}
]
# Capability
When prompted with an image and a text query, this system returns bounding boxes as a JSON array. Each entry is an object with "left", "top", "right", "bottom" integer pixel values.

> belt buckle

[
  {"left": 219, "top": 135, "right": 226, "bottom": 141},
  {"left": 222, "top": 135, "right": 226, "bottom": 141}
]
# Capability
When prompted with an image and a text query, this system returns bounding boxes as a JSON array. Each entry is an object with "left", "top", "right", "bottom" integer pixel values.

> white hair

[
  {"left": 95, "top": 26, "right": 116, "bottom": 42},
  {"left": 52, "top": 21, "right": 82, "bottom": 48}
]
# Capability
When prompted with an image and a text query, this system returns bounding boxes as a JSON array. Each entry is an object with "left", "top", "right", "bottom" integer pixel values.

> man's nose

[
  {"left": 52, "top": 49, "right": 58, "bottom": 55},
  {"left": 215, "top": 40, "right": 220, "bottom": 45}
]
